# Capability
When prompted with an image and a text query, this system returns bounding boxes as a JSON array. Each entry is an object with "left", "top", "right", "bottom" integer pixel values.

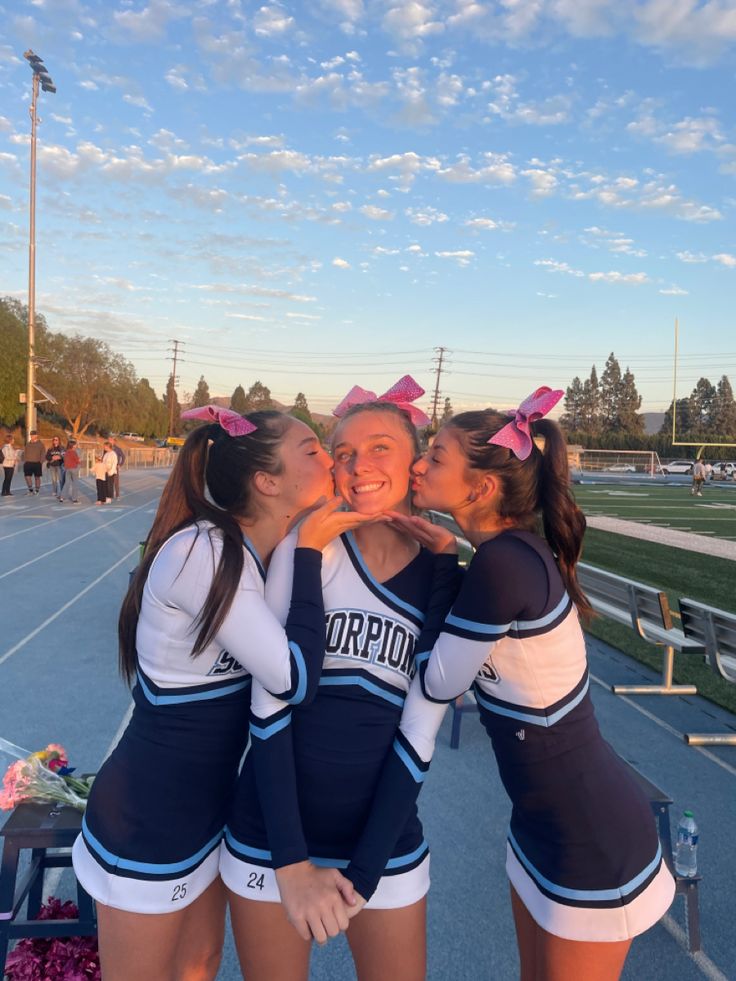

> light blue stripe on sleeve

[
  {"left": 515, "top": 592, "right": 570, "bottom": 631},
  {"left": 285, "top": 641, "right": 307, "bottom": 704},
  {"left": 249, "top": 713, "right": 292, "bottom": 740},
  {"left": 393, "top": 738, "right": 426, "bottom": 784},
  {"left": 445, "top": 613, "right": 510, "bottom": 636}
]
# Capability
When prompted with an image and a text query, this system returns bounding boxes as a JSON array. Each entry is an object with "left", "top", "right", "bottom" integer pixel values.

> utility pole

[
  {"left": 168, "top": 340, "right": 182, "bottom": 437},
  {"left": 23, "top": 51, "right": 55, "bottom": 434},
  {"left": 429, "top": 346, "right": 448, "bottom": 430}
]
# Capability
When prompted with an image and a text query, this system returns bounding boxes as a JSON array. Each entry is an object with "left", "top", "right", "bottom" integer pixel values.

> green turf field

[{"left": 574, "top": 481, "right": 736, "bottom": 540}]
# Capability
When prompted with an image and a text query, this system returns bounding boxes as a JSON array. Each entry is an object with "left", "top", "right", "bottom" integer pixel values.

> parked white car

[
  {"left": 661, "top": 459, "right": 694, "bottom": 475},
  {"left": 120, "top": 432, "right": 145, "bottom": 442},
  {"left": 605, "top": 463, "right": 637, "bottom": 473},
  {"left": 710, "top": 461, "right": 735, "bottom": 480}
]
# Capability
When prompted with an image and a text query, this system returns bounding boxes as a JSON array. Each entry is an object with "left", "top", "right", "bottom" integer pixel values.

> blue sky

[{"left": 1, "top": 1, "right": 734, "bottom": 417}]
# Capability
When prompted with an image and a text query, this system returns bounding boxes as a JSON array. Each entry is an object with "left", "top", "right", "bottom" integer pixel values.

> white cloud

[
  {"left": 332, "top": 257, "right": 351, "bottom": 268},
  {"left": 373, "top": 246, "right": 401, "bottom": 255},
  {"left": 435, "top": 249, "right": 475, "bottom": 266},
  {"left": 405, "top": 206, "right": 448, "bottom": 225},
  {"left": 165, "top": 69, "right": 188, "bottom": 91},
  {"left": 588, "top": 270, "right": 649, "bottom": 285},
  {"left": 383, "top": 2, "right": 445, "bottom": 47},
  {"left": 437, "top": 152, "right": 516, "bottom": 185},
  {"left": 123, "top": 94, "right": 154, "bottom": 113},
  {"left": 676, "top": 250, "right": 708, "bottom": 263},
  {"left": 522, "top": 168, "right": 558, "bottom": 197},
  {"left": 360, "top": 204, "right": 394, "bottom": 220},
  {"left": 114, "top": 0, "right": 186, "bottom": 42},
  {"left": 253, "top": 4, "right": 295, "bottom": 36},
  {"left": 535, "top": 258, "right": 584, "bottom": 277},
  {"left": 713, "top": 253, "right": 736, "bottom": 267},
  {"left": 659, "top": 286, "right": 689, "bottom": 295}
]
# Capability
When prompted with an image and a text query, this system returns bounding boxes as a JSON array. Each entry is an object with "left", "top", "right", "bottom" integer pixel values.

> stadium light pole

[{"left": 23, "top": 50, "right": 56, "bottom": 435}]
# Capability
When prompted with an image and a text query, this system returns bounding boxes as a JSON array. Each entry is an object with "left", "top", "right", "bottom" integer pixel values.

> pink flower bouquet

[{"left": 0, "top": 740, "right": 94, "bottom": 813}]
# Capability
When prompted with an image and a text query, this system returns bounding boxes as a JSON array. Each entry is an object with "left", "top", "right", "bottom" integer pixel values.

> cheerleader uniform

[
  {"left": 347, "top": 530, "right": 675, "bottom": 937},
  {"left": 221, "top": 531, "right": 460, "bottom": 908},
  {"left": 72, "top": 522, "right": 326, "bottom": 914}
]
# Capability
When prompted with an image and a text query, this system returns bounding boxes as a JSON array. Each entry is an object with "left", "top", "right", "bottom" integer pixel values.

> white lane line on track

[
  {"left": 43, "top": 701, "right": 134, "bottom": 903},
  {"left": 590, "top": 673, "right": 736, "bottom": 779},
  {"left": 660, "top": 913, "right": 729, "bottom": 981},
  {"left": 0, "top": 547, "right": 139, "bottom": 667},
  {"left": 0, "top": 497, "right": 158, "bottom": 581},
  {"left": 0, "top": 480, "right": 164, "bottom": 541}
]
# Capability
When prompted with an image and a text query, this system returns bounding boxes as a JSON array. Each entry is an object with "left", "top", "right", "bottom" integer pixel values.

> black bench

[
  {"left": 578, "top": 563, "right": 703, "bottom": 696},
  {"left": 0, "top": 801, "right": 97, "bottom": 977},
  {"left": 679, "top": 598, "right": 736, "bottom": 746}
]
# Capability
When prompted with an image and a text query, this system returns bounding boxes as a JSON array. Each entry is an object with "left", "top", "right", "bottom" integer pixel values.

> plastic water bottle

[{"left": 675, "top": 810, "right": 698, "bottom": 877}]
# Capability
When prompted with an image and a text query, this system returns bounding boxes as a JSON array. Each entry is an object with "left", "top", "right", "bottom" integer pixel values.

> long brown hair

[
  {"left": 448, "top": 410, "right": 592, "bottom": 619},
  {"left": 118, "top": 410, "right": 292, "bottom": 684}
]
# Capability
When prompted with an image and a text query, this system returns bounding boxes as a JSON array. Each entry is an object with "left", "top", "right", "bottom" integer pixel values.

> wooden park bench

[
  {"left": 678, "top": 598, "right": 736, "bottom": 746},
  {"left": 578, "top": 563, "right": 704, "bottom": 696}
]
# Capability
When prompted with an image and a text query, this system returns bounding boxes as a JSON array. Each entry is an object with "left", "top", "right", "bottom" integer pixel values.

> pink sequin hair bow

[
  {"left": 488, "top": 386, "right": 563, "bottom": 461},
  {"left": 332, "top": 375, "right": 430, "bottom": 427},
  {"left": 180, "top": 404, "right": 257, "bottom": 437}
]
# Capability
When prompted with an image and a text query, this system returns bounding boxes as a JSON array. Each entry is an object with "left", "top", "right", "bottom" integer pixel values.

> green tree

[
  {"left": 230, "top": 384, "right": 248, "bottom": 414},
  {"left": 599, "top": 353, "right": 622, "bottom": 433},
  {"left": 661, "top": 398, "right": 694, "bottom": 438},
  {"left": 192, "top": 375, "right": 211, "bottom": 409},
  {"left": 0, "top": 298, "right": 49, "bottom": 429},
  {"left": 291, "top": 392, "right": 312, "bottom": 423},
  {"left": 710, "top": 376, "right": 736, "bottom": 438},
  {"left": 561, "top": 377, "right": 584, "bottom": 431},
  {"left": 244, "top": 380, "right": 274, "bottom": 412},
  {"left": 579, "top": 365, "right": 600, "bottom": 436},
  {"left": 40, "top": 332, "right": 138, "bottom": 437},
  {"left": 135, "top": 378, "right": 168, "bottom": 436},
  {"left": 617, "top": 367, "right": 644, "bottom": 434},
  {"left": 688, "top": 377, "right": 716, "bottom": 434}
]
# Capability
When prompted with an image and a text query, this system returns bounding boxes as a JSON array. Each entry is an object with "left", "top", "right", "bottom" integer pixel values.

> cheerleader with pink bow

[
  {"left": 357, "top": 388, "right": 675, "bottom": 980},
  {"left": 222, "top": 376, "right": 463, "bottom": 981}
]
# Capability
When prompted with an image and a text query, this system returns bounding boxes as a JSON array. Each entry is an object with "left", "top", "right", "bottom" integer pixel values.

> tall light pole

[{"left": 23, "top": 50, "right": 55, "bottom": 435}]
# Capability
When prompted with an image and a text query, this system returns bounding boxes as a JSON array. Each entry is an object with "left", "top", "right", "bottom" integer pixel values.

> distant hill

[{"left": 642, "top": 412, "right": 665, "bottom": 435}]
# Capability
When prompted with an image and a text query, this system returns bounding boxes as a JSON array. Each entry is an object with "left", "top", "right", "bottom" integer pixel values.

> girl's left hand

[{"left": 385, "top": 512, "right": 458, "bottom": 555}]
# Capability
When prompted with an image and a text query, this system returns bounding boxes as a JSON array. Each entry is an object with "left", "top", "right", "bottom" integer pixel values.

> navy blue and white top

[
  {"left": 224, "top": 531, "right": 460, "bottom": 896},
  {"left": 352, "top": 530, "right": 674, "bottom": 939},
  {"left": 73, "top": 521, "right": 325, "bottom": 913}
]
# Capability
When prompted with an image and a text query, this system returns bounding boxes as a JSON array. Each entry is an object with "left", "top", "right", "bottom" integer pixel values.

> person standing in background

[
  {"left": 93, "top": 452, "right": 108, "bottom": 504},
  {"left": 110, "top": 436, "right": 125, "bottom": 499},
  {"left": 59, "top": 438, "right": 81, "bottom": 503},
  {"left": 691, "top": 460, "right": 706, "bottom": 497},
  {"left": 102, "top": 441, "right": 118, "bottom": 504},
  {"left": 2, "top": 433, "right": 19, "bottom": 496},
  {"left": 45, "top": 435, "right": 65, "bottom": 498},
  {"left": 22, "top": 430, "right": 45, "bottom": 494}
]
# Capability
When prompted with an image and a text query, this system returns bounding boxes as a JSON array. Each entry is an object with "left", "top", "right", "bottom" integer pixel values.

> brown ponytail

[
  {"left": 117, "top": 410, "right": 292, "bottom": 684},
  {"left": 532, "top": 419, "right": 592, "bottom": 620}
]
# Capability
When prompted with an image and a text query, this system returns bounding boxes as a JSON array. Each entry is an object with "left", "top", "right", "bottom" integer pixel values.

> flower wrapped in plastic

[{"left": 0, "top": 739, "right": 94, "bottom": 813}]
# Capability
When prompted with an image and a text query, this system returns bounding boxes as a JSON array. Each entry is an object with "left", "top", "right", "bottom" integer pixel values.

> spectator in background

[
  {"left": 2, "top": 433, "right": 19, "bottom": 496},
  {"left": 23, "top": 430, "right": 45, "bottom": 494},
  {"left": 59, "top": 438, "right": 81, "bottom": 503},
  {"left": 704, "top": 461, "right": 713, "bottom": 482},
  {"left": 691, "top": 459, "right": 706, "bottom": 497},
  {"left": 102, "top": 441, "right": 118, "bottom": 504},
  {"left": 93, "top": 452, "right": 108, "bottom": 505},
  {"left": 109, "top": 436, "right": 125, "bottom": 499},
  {"left": 45, "top": 435, "right": 65, "bottom": 498}
]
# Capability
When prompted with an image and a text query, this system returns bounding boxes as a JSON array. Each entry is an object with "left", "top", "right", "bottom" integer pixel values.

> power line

[{"left": 168, "top": 340, "right": 183, "bottom": 437}]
